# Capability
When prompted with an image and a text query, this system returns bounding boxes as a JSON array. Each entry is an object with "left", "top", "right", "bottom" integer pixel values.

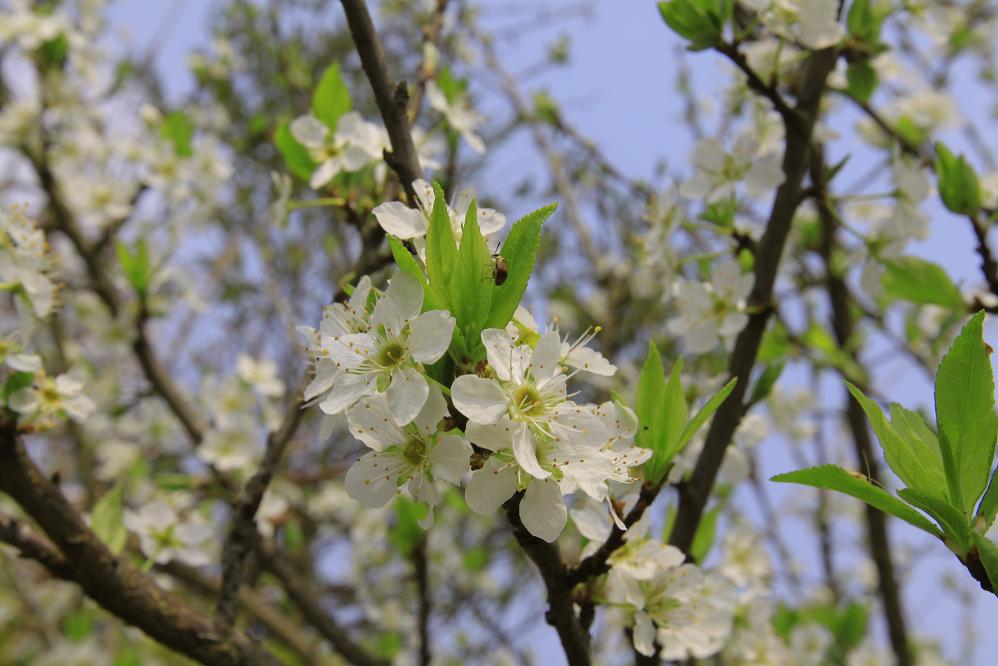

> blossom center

[
  {"left": 512, "top": 385, "right": 545, "bottom": 417},
  {"left": 376, "top": 341, "right": 406, "bottom": 368},
  {"left": 402, "top": 437, "right": 427, "bottom": 466}
]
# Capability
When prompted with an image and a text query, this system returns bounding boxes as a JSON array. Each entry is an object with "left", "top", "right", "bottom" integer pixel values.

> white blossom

[
  {"left": 312, "top": 271, "right": 455, "bottom": 425},
  {"left": 426, "top": 80, "right": 486, "bottom": 154},
  {"left": 668, "top": 258, "right": 754, "bottom": 354},
  {"left": 345, "top": 386, "right": 471, "bottom": 526},
  {"left": 680, "top": 134, "right": 784, "bottom": 203},
  {"left": 454, "top": 329, "right": 612, "bottom": 541},
  {"left": 291, "top": 112, "right": 385, "bottom": 189}
]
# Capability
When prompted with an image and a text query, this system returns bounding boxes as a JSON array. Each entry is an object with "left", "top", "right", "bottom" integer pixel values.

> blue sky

[{"left": 103, "top": 1, "right": 998, "bottom": 663}]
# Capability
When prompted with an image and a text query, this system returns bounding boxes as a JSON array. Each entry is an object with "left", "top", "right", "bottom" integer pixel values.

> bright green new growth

[
  {"left": 935, "top": 143, "right": 982, "bottom": 217},
  {"left": 392, "top": 180, "right": 557, "bottom": 361},
  {"left": 773, "top": 311, "right": 998, "bottom": 588},
  {"left": 636, "top": 341, "right": 737, "bottom": 483},
  {"left": 657, "top": 0, "right": 732, "bottom": 52}
]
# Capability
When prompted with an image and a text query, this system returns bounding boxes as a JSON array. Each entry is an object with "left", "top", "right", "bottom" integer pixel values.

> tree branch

[
  {"left": 259, "top": 544, "right": 390, "bottom": 666},
  {"left": 339, "top": 0, "right": 424, "bottom": 202},
  {"left": 161, "top": 560, "right": 324, "bottom": 665},
  {"left": 668, "top": 46, "right": 839, "bottom": 555},
  {"left": 812, "top": 149, "right": 913, "bottom": 666},
  {"left": 503, "top": 493, "right": 591, "bottom": 666},
  {"left": 217, "top": 376, "right": 308, "bottom": 625},
  {"left": 0, "top": 420, "right": 279, "bottom": 666},
  {"left": 567, "top": 481, "right": 662, "bottom": 585},
  {"left": 0, "top": 512, "right": 74, "bottom": 581},
  {"left": 27, "top": 148, "right": 208, "bottom": 443},
  {"left": 413, "top": 535, "right": 432, "bottom": 666}
]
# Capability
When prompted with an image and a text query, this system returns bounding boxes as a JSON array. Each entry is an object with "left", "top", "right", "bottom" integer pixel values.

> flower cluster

[
  {"left": 600, "top": 535, "right": 736, "bottom": 659},
  {"left": 455, "top": 325, "right": 647, "bottom": 541},
  {"left": 0, "top": 205, "right": 56, "bottom": 318}
]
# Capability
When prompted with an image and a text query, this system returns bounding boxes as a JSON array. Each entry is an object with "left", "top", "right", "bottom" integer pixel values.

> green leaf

[
  {"left": 635, "top": 342, "right": 666, "bottom": 451},
  {"left": 897, "top": 487, "right": 971, "bottom": 554},
  {"left": 845, "top": 381, "right": 947, "bottom": 499},
  {"left": 846, "top": 0, "right": 885, "bottom": 45},
  {"left": 970, "top": 532, "right": 998, "bottom": 591},
  {"left": 462, "top": 546, "right": 490, "bottom": 572},
  {"left": 834, "top": 604, "right": 868, "bottom": 654},
  {"left": 450, "top": 200, "right": 494, "bottom": 354},
  {"left": 387, "top": 497, "right": 426, "bottom": 556},
  {"left": 64, "top": 610, "right": 94, "bottom": 641},
  {"left": 483, "top": 203, "right": 557, "bottom": 330},
  {"left": 846, "top": 62, "right": 877, "bottom": 103},
  {"left": 424, "top": 182, "right": 458, "bottom": 306},
  {"left": 657, "top": 0, "right": 731, "bottom": 51},
  {"left": 91, "top": 485, "right": 127, "bottom": 556},
  {"left": 881, "top": 256, "right": 964, "bottom": 309},
  {"left": 748, "top": 362, "right": 784, "bottom": 405},
  {"left": 388, "top": 235, "right": 451, "bottom": 312},
  {"left": 976, "top": 470, "right": 998, "bottom": 530},
  {"left": 161, "top": 111, "right": 194, "bottom": 158},
  {"left": 389, "top": 236, "right": 427, "bottom": 286},
  {"left": 934, "top": 311, "right": 997, "bottom": 515},
  {"left": 935, "top": 143, "right": 981, "bottom": 216},
  {"left": 771, "top": 465, "right": 942, "bottom": 537},
  {"left": 643, "top": 357, "right": 687, "bottom": 483},
  {"left": 115, "top": 239, "right": 153, "bottom": 298},
  {"left": 689, "top": 503, "right": 721, "bottom": 563},
  {"left": 275, "top": 121, "right": 317, "bottom": 182},
  {"left": 3, "top": 371, "right": 35, "bottom": 402},
  {"left": 674, "top": 377, "right": 738, "bottom": 455},
  {"left": 312, "top": 62, "right": 351, "bottom": 131}
]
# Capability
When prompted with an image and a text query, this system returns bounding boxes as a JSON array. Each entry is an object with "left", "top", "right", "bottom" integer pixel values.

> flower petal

[
  {"left": 633, "top": 611, "right": 657, "bottom": 657},
  {"left": 412, "top": 384, "right": 448, "bottom": 435},
  {"left": 429, "top": 433, "right": 472, "bottom": 485},
  {"left": 386, "top": 367, "right": 429, "bottom": 425},
  {"left": 512, "top": 422, "right": 549, "bottom": 480},
  {"left": 466, "top": 418, "right": 514, "bottom": 451},
  {"left": 344, "top": 451, "right": 403, "bottom": 508},
  {"left": 529, "top": 331, "right": 562, "bottom": 381},
  {"left": 520, "top": 478, "right": 566, "bottom": 542},
  {"left": 373, "top": 201, "right": 428, "bottom": 239},
  {"left": 347, "top": 393, "right": 407, "bottom": 450},
  {"left": 289, "top": 115, "right": 327, "bottom": 147},
  {"left": 452, "top": 375, "right": 507, "bottom": 424},
  {"left": 482, "top": 328, "right": 523, "bottom": 382},
  {"left": 465, "top": 457, "right": 516, "bottom": 514},
  {"left": 318, "top": 373, "right": 373, "bottom": 415},
  {"left": 410, "top": 310, "right": 455, "bottom": 364}
]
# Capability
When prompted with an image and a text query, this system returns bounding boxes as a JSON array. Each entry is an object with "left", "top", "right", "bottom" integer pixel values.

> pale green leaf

[
  {"left": 771, "top": 465, "right": 941, "bottom": 537},
  {"left": 934, "top": 311, "right": 997, "bottom": 514},
  {"left": 971, "top": 532, "right": 998, "bottom": 591},
  {"left": 674, "top": 377, "right": 738, "bottom": 455},
  {"left": 483, "top": 203, "right": 557, "bottom": 330},
  {"left": 882, "top": 256, "right": 964, "bottom": 309},
  {"left": 275, "top": 121, "right": 317, "bottom": 182},
  {"left": 845, "top": 381, "right": 947, "bottom": 498},
  {"left": 312, "top": 62, "right": 351, "bottom": 131},
  {"left": 897, "top": 487, "right": 971, "bottom": 555},
  {"left": 424, "top": 182, "right": 457, "bottom": 304},
  {"left": 450, "top": 200, "right": 493, "bottom": 354},
  {"left": 91, "top": 485, "right": 127, "bottom": 556}
]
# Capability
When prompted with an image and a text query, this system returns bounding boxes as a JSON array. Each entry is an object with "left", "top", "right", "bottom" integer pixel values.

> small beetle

[{"left": 491, "top": 244, "right": 508, "bottom": 285}]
